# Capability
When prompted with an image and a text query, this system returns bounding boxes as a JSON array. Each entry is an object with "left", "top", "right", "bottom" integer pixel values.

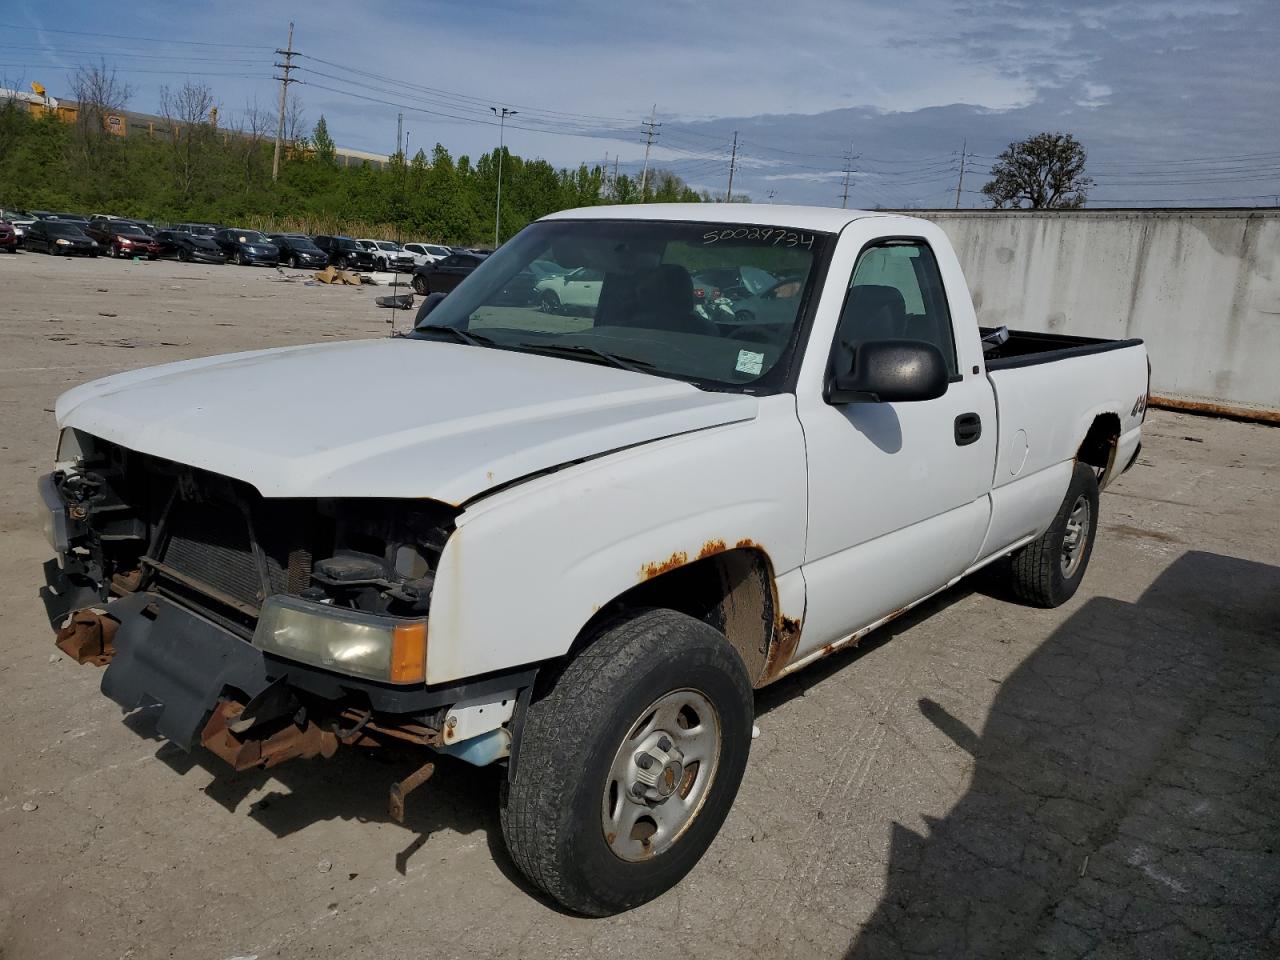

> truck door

[{"left": 795, "top": 234, "right": 996, "bottom": 659}]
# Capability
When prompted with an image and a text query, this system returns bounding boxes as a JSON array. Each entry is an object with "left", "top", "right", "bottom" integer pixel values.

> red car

[
  {"left": 85, "top": 219, "right": 161, "bottom": 260},
  {"left": 0, "top": 220, "right": 17, "bottom": 252}
]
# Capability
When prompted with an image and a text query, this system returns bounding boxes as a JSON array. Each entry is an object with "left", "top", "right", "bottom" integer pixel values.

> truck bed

[{"left": 981, "top": 327, "right": 1144, "bottom": 371}]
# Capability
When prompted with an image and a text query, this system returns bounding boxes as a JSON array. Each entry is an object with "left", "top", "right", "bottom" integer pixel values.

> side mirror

[
  {"left": 827, "top": 340, "right": 948, "bottom": 404},
  {"left": 413, "top": 291, "right": 448, "bottom": 326}
]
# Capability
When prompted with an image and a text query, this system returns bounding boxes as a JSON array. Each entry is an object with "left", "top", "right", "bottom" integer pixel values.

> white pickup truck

[{"left": 39, "top": 204, "right": 1148, "bottom": 916}]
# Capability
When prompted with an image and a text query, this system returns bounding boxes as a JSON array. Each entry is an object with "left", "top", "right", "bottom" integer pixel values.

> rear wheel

[
  {"left": 539, "top": 289, "right": 561, "bottom": 314},
  {"left": 1007, "top": 460, "right": 1100, "bottom": 607},
  {"left": 501, "top": 608, "right": 753, "bottom": 916},
  {"left": 179, "top": 247, "right": 191, "bottom": 262}
]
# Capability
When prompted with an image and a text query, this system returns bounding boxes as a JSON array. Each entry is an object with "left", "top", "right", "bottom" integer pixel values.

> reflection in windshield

[{"left": 411, "top": 220, "right": 827, "bottom": 389}]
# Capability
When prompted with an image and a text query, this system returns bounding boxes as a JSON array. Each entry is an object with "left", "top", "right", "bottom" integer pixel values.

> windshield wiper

[
  {"left": 413, "top": 324, "right": 496, "bottom": 347},
  {"left": 512, "top": 342, "right": 656, "bottom": 373}
]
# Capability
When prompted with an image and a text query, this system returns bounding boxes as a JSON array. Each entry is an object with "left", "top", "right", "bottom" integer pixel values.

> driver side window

[{"left": 835, "top": 241, "right": 958, "bottom": 377}]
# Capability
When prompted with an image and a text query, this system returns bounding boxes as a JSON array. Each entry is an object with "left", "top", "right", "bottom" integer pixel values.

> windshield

[
  {"left": 46, "top": 222, "right": 86, "bottom": 236},
  {"left": 375, "top": 241, "right": 400, "bottom": 251},
  {"left": 425, "top": 245, "right": 452, "bottom": 257},
  {"left": 187, "top": 225, "right": 216, "bottom": 237},
  {"left": 288, "top": 237, "right": 320, "bottom": 251},
  {"left": 234, "top": 230, "right": 269, "bottom": 244},
  {"left": 114, "top": 225, "right": 147, "bottom": 237},
  {"left": 411, "top": 219, "right": 828, "bottom": 390}
]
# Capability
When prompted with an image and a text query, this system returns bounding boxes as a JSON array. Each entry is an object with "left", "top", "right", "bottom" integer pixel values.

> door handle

[{"left": 954, "top": 413, "right": 982, "bottom": 446}]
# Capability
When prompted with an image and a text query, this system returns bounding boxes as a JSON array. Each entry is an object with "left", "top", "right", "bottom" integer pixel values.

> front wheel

[
  {"left": 179, "top": 248, "right": 190, "bottom": 262},
  {"left": 411, "top": 274, "right": 428, "bottom": 295},
  {"left": 539, "top": 289, "right": 561, "bottom": 314},
  {"left": 501, "top": 608, "right": 753, "bottom": 916},
  {"left": 1006, "top": 460, "right": 1100, "bottom": 607}
]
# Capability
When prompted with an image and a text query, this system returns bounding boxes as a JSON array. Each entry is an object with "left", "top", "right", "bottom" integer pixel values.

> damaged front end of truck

[{"left": 39, "top": 429, "right": 532, "bottom": 820}]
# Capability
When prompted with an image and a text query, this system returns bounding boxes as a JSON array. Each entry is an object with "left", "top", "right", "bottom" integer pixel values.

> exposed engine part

[
  {"left": 389, "top": 760, "right": 436, "bottom": 824},
  {"left": 199, "top": 699, "right": 339, "bottom": 771},
  {"left": 54, "top": 609, "right": 119, "bottom": 665}
]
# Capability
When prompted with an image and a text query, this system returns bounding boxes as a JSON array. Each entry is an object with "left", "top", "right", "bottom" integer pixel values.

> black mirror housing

[
  {"left": 827, "top": 340, "right": 949, "bottom": 404},
  {"left": 413, "top": 291, "right": 448, "bottom": 326}
]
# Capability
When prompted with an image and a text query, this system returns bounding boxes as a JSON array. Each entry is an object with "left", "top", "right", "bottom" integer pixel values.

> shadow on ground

[{"left": 844, "top": 551, "right": 1280, "bottom": 959}]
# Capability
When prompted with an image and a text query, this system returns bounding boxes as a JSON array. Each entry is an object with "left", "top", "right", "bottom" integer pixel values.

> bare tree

[
  {"left": 285, "top": 92, "right": 307, "bottom": 150},
  {"left": 159, "top": 81, "right": 218, "bottom": 202},
  {"left": 235, "top": 97, "right": 272, "bottom": 189},
  {"left": 67, "top": 60, "right": 133, "bottom": 188}
]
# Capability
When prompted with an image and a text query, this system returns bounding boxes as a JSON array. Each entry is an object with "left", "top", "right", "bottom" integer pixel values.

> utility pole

[
  {"left": 272, "top": 21, "right": 297, "bottom": 183},
  {"left": 840, "top": 142, "right": 855, "bottom": 208},
  {"left": 726, "top": 131, "right": 738, "bottom": 202},
  {"left": 396, "top": 112, "right": 403, "bottom": 158},
  {"left": 954, "top": 138, "right": 968, "bottom": 209},
  {"left": 491, "top": 105, "right": 517, "bottom": 248},
  {"left": 766, "top": 189, "right": 777, "bottom": 201},
  {"left": 640, "top": 105, "right": 660, "bottom": 196}
]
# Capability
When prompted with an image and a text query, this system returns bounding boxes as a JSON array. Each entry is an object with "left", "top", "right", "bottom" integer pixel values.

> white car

[
  {"left": 533, "top": 265, "right": 604, "bottom": 313},
  {"left": 40, "top": 204, "right": 1149, "bottom": 917},
  {"left": 402, "top": 241, "right": 454, "bottom": 267},
  {"left": 356, "top": 239, "right": 415, "bottom": 272}
]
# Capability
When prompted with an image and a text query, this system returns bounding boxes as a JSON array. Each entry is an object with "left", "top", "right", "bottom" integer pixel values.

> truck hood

[{"left": 55, "top": 338, "right": 757, "bottom": 503}]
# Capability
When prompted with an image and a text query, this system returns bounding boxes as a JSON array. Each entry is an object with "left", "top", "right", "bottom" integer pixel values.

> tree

[
  {"left": 312, "top": 115, "right": 335, "bottom": 165},
  {"left": 981, "top": 132, "right": 1093, "bottom": 209},
  {"left": 159, "top": 81, "right": 218, "bottom": 203}
]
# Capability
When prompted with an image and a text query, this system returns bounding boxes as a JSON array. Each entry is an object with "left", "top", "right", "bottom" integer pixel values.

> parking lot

[{"left": 1, "top": 251, "right": 1277, "bottom": 959}]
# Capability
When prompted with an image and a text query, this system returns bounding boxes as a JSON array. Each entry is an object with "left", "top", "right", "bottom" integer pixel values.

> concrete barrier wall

[{"left": 912, "top": 210, "right": 1280, "bottom": 418}]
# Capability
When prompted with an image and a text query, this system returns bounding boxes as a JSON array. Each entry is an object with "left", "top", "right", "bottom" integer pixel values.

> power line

[
  {"left": 271, "top": 22, "right": 297, "bottom": 182},
  {"left": 640, "top": 106, "right": 661, "bottom": 195},
  {"left": 726, "top": 131, "right": 738, "bottom": 201},
  {"left": 0, "top": 22, "right": 273, "bottom": 49}
]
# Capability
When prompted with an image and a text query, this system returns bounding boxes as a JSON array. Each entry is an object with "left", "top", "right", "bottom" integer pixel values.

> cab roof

[{"left": 542, "top": 202, "right": 891, "bottom": 234}]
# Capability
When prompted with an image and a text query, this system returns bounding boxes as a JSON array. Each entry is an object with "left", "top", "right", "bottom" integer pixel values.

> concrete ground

[{"left": 1, "top": 251, "right": 1277, "bottom": 960}]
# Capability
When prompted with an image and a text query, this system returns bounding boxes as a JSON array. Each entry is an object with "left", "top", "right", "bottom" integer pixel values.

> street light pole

[{"left": 491, "top": 106, "right": 517, "bottom": 248}]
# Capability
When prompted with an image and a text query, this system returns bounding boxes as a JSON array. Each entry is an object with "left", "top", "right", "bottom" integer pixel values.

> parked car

[
  {"left": 410, "top": 250, "right": 487, "bottom": 295},
  {"left": 0, "top": 208, "right": 36, "bottom": 246},
  {"left": 127, "top": 220, "right": 159, "bottom": 237},
  {"left": 172, "top": 222, "right": 221, "bottom": 238},
  {"left": 38, "top": 205, "right": 1148, "bottom": 917},
  {"left": 154, "top": 229, "right": 227, "bottom": 264},
  {"left": 402, "top": 242, "right": 453, "bottom": 267},
  {"left": 215, "top": 228, "right": 280, "bottom": 266},
  {"left": 86, "top": 219, "right": 161, "bottom": 259},
  {"left": 533, "top": 266, "right": 604, "bottom": 314},
  {"left": 357, "top": 239, "right": 416, "bottom": 272},
  {"left": 0, "top": 219, "right": 17, "bottom": 253},
  {"left": 24, "top": 218, "right": 98, "bottom": 256},
  {"left": 690, "top": 265, "right": 777, "bottom": 302},
  {"left": 312, "top": 235, "right": 376, "bottom": 271},
  {"left": 269, "top": 234, "right": 329, "bottom": 270}
]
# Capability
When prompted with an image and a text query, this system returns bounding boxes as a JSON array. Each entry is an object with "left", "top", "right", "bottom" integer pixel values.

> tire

[
  {"left": 734, "top": 309, "right": 756, "bottom": 324},
  {"left": 412, "top": 274, "right": 428, "bottom": 295},
  {"left": 336, "top": 255, "right": 348, "bottom": 270},
  {"left": 376, "top": 257, "right": 387, "bottom": 271},
  {"left": 501, "top": 608, "right": 753, "bottom": 916},
  {"left": 290, "top": 255, "right": 300, "bottom": 269},
  {"left": 179, "top": 248, "right": 190, "bottom": 262},
  {"left": 1007, "top": 460, "right": 1100, "bottom": 607},
  {"left": 237, "top": 251, "right": 247, "bottom": 266},
  {"left": 539, "top": 290, "right": 561, "bottom": 314}
]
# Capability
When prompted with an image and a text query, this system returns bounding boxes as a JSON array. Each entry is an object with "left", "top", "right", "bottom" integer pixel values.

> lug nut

[
  {"left": 657, "top": 736, "right": 672, "bottom": 751},
  {"left": 635, "top": 753, "right": 654, "bottom": 770}
]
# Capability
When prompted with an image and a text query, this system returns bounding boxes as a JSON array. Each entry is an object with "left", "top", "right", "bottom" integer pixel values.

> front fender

[{"left": 424, "top": 395, "right": 807, "bottom": 685}]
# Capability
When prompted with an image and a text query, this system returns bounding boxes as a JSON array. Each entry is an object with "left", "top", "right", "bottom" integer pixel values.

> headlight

[
  {"left": 90, "top": 241, "right": 99, "bottom": 247},
  {"left": 55, "top": 238, "right": 71, "bottom": 246},
  {"left": 253, "top": 595, "right": 427, "bottom": 683}
]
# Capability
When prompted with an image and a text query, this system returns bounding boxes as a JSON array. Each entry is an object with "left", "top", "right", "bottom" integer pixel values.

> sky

[{"left": 3, "top": 0, "right": 1278, "bottom": 208}]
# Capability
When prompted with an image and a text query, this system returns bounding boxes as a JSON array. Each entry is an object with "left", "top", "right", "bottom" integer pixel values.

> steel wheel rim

[
  {"left": 1061, "top": 494, "right": 1091, "bottom": 577},
  {"left": 601, "top": 688, "right": 721, "bottom": 862}
]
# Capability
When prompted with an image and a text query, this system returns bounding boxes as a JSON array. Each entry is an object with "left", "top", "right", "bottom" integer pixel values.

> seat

[
  {"left": 625, "top": 265, "right": 720, "bottom": 337},
  {"left": 837, "top": 283, "right": 908, "bottom": 356}
]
